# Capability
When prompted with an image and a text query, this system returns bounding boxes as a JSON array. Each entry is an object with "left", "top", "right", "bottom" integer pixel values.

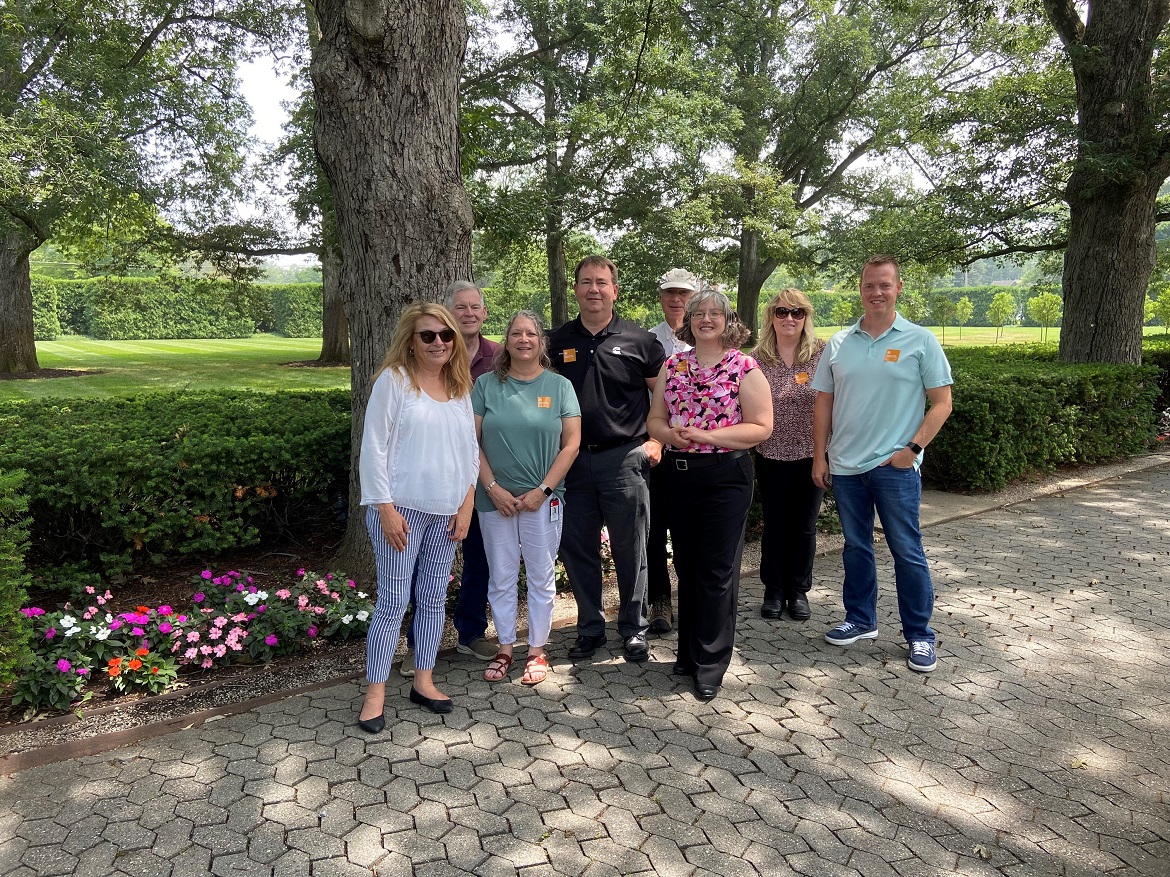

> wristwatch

[
  {"left": 540, "top": 483, "right": 553, "bottom": 496},
  {"left": 906, "top": 442, "right": 924, "bottom": 455}
]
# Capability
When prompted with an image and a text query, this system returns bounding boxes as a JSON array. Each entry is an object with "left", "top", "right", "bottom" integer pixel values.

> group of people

[{"left": 355, "top": 254, "right": 953, "bottom": 731}]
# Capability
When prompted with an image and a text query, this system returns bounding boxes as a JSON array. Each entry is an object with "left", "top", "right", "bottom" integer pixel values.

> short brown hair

[
  {"left": 676, "top": 289, "right": 751, "bottom": 349},
  {"left": 574, "top": 255, "right": 618, "bottom": 285},
  {"left": 863, "top": 254, "right": 901, "bottom": 280}
]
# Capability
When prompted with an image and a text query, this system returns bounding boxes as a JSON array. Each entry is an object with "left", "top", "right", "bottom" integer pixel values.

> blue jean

[
  {"left": 832, "top": 465, "right": 935, "bottom": 644},
  {"left": 407, "top": 510, "right": 489, "bottom": 649}
]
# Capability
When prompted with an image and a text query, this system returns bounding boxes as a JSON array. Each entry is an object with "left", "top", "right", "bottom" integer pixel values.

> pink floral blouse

[
  {"left": 756, "top": 345, "right": 824, "bottom": 461},
  {"left": 661, "top": 349, "right": 760, "bottom": 454}
]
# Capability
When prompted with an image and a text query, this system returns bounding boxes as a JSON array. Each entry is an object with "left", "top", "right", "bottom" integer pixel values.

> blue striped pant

[{"left": 365, "top": 505, "right": 457, "bottom": 683}]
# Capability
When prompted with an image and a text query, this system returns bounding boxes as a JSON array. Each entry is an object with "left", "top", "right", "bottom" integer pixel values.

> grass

[{"left": 1, "top": 336, "right": 351, "bottom": 401}]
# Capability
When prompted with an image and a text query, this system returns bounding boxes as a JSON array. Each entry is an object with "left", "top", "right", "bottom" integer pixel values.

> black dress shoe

[
  {"left": 623, "top": 633, "right": 649, "bottom": 662},
  {"left": 357, "top": 712, "right": 385, "bottom": 733},
  {"left": 409, "top": 687, "right": 454, "bottom": 714},
  {"left": 787, "top": 593, "right": 811, "bottom": 621},
  {"left": 567, "top": 634, "right": 606, "bottom": 659},
  {"left": 694, "top": 681, "right": 719, "bottom": 702},
  {"left": 761, "top": 595, "right": 783, "bottom": 619},
  {"left": 671, "top": 662, "right": 695, "bottom": 677}
]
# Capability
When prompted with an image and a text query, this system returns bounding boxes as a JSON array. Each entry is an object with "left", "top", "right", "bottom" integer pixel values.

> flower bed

[{"left": 13, "top": 568, "right": 373, "bottom": 714}]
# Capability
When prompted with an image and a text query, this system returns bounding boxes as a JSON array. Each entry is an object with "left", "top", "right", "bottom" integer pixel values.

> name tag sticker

[
  {"left": 674, "top": 359, "right": 690, "bottom": 373},
  {"left": 795, "top": 372, "right": 809, "bottom": 384},
  {"left": 884, "top": 349, "right": 901, "bottom": 362},
  {"left": 563, "top": 348, "right": 577, "bottom": 363},
  {"left": 537, "top": 396, "right": 552, "bottom": 408}
]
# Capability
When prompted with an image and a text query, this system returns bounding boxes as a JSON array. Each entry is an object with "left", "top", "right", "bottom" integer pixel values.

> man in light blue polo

[{"left": 811, "top": 255, "right": 953, "bottom": 672}]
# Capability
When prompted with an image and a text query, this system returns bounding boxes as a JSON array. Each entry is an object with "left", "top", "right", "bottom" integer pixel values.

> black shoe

[
  {"left": 694, "top": 681, "right": 719, "bottom": 702},
  {"left": 787, "top": 593, "right": 811, "bottom": 621},
  {"left": 623, "top": 633, "right": 649, "bottom": 662},
  {"left": 357, "top": 712, "right": 385, "bottom": 734},
  {"left": 671, "top": 662, "right": 695, "bottom": 677},
  {"left": 409, "top": 687, "right": 454, "bottom": 714},
  {"left": 761, "top": 595, "right": 783, "bottom": 619},
  {"left": 567, "top": 634, "right": 607, "bottom": 660}
]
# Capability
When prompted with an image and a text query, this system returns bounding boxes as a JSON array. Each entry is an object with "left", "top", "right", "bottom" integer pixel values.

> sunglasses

[
  {"left": 773, "top": 307, "right": 807, "bottom": 319},
  {"left": 415, "top": 329, "right": 456, "bottom": 343}
]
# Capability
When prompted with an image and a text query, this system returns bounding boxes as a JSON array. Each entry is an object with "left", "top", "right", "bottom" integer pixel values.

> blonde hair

[
  {"left": 377, "top": 302, "right": 473, "bottom": 398},
  {"left": 753, "top": 288, "right": 823, "bottom": 367}
]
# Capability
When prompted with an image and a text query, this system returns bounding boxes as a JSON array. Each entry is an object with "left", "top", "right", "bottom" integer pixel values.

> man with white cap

[{"left": 645, "top": 268, "right": 698, "bottom": 634}]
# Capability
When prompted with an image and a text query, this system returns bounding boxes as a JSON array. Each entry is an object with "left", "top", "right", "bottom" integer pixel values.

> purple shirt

[{"left": 469, "top": 335, "right": 501, "bottom": 381}]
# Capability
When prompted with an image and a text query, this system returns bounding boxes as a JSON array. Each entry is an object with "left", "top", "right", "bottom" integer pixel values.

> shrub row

[
  {"left": 0, "top": 391, "right": 350, "bottom": 574},
  {"left": 0, "top": 470, "right": 33, "bottom": 686},
  {"left": 30, "top": 277, "right": 322, "bottom": 339}
]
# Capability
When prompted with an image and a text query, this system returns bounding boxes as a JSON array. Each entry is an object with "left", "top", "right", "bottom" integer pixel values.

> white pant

[{"left": 480, "top": 498, "right": 563, "bottom": 648}]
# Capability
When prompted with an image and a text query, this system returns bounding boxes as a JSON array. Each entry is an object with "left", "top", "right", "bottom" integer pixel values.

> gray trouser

[{"left": 560, "top": 441, "right": 650, "bottom": 639}]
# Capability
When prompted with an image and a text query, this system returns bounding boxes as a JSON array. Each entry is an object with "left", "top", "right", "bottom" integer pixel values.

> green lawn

[{"left": 2, "top": 336, "right": 351, "bottom": 401}]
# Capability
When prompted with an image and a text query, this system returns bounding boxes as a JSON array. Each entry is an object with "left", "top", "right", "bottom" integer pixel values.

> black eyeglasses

[
  {"left": 416, "top": 329, "right": 456, "bottom": 343},
  {"left": 773, "top": 307, "right": 807, "bottom": 319}
]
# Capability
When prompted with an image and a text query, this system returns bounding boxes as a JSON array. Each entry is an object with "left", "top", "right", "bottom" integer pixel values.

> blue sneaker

[
  {"left": 824, "top": 621, "right": 878, "bottom": 646},
  {"left": 907, "top": 640, "right": 937, "bottom": 672}
]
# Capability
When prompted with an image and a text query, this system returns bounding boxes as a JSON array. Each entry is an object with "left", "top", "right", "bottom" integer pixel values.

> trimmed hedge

[
  {"left": 31, "top": 276, "right": 61, "bottom": 341},
  {"left": 270, "top": 283, "right": 324, "bottom": 337},
  {"left": 0, "top": 391, "right": 351, "bottom": 574},
  {"left": 0, "top": 469, "right": 33, "bottom": 686},
  {"left": 83, "top": 276, "right": 255, "bottom": 339}
]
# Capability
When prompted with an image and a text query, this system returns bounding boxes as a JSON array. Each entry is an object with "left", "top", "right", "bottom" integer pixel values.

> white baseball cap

[{"left": 658, "top": 268, "right": 698, "bottom": 292}]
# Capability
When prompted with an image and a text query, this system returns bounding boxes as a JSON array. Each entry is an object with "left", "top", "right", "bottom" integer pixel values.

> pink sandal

[
  {"left": 521, "top": 653, "right": 549, "bottom": 686},
  {"left": 483, "top": 652, "right": 513, "bottom": 682}
]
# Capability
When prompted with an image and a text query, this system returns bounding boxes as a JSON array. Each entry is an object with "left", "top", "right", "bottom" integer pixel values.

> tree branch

[{"left": 1041, "top": 0, "right": 1085, "bottom": 50}]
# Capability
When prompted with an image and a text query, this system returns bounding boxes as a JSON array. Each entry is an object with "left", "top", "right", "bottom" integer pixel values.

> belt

[
  {"left": 584, "top": 435, "right": 646, "bottom": 453},
  {"left": 664, "top": 448, "right": 749, "bottom": 470}
]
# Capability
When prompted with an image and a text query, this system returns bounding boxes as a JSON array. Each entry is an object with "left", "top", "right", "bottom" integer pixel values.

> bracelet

[{"left": 486, "top": 480, "right": 497, "bottom": 492}]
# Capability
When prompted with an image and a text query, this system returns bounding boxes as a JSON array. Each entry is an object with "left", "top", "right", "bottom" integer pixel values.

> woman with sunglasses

[
  {"left": 751, "top": 289, "right": 827, "bottom": 623},
  {"left": 648, "top": 290, "right": 772, "bottom": 702},
  {"left": 474, "top": 311, "right": 580, "bottom": 686},
  {"left": 357, "top": 302, "right": 478, "bottom": 731}
]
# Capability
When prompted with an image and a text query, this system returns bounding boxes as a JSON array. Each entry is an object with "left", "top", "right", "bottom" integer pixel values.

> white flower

[
  {"left": 341, "top": 614, "right": 354, "bottom": 625},
  {"left": 243, "top": 592, "right": 261, "bottom": 606},
  {"left": 90, "top": 626, "right": 111, "bottom": 641},
  {"left": 60, "top": 615, "right": 77, "bottom": 627},
  {"left": 256, "top": 590, "right": 268, "bottom": 601},
  {"left": 63, "top": 627, "right": 79, "bottom": 638},
  {"left": 356, "top": 610, "right": 369, "bottom": 622},
  {"left": 105, "top": 613, "right": 114, "bottom": 623},
  {"left": 357, "top": 592, "right": 368, "bottom": 599}
]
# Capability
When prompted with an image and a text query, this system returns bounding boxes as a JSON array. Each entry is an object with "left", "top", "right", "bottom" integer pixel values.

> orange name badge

[
  {"left": 563, "top": 348, "right": 577, "bottom": 363},
  {"left": 537, "top": 396, "right": 552, "bottom": 409},
  {"left": 674, "top": 359, "right": 690, "bottom": 373},
  {"left": 795, "top": 372, "right": 809, "bottom": 384},
  {"left": 884, "top": 349, "right": 901, "bottom": 362}
]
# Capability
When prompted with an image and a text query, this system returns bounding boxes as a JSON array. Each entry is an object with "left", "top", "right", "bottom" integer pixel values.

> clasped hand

[{"left": 488, "top": 484, "right": 543, "bottom": 517}]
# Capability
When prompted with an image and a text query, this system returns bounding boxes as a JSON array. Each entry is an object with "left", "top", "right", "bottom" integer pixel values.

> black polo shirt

[{"left": 548, "top": 314, "right": 665, "bottom": 447}]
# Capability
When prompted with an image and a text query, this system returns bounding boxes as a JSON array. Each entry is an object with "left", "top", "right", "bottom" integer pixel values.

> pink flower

[
  {"left": 177, "top": 615, "right": 187, "bottom": 623},
  {"left": 313, "top": 607, "right": 326, "bottom": 615},
  {"left": 83, "top": 608, "right": 97, "bottom": 620},
  {"left": 276, "top": 589, "right": 291, "bottom": 600},
  {"left": 77, "top": 668, "right": 89, "bottom": 676},
  {"left": 297, "top": 568, "right": 305, "bottom": 577},
  {"left": 307, "top": 625, "right": 318, "bottom": 638},
  {"left": 347, "top": 580, "right": 356, "bottom": 589},
  {"left": 297, "top": 595, "right": 309, "bottom": 609},
  {"left": 213, "top": 645, "right": 226, "bottom": 658},
  {"left": 158, "top": 606, "right": 172, "bottom": 616},
  {"left": 85, "top": 586, "right": 95, "bottom": 594},
  {"left": 159, "top": 622, "right": 172, "bottom": 634},
  {"left": 193, "top": 592, "right": 205, "bottom": 603},
  {"left": 207, "top": 627, "right": 221, "bottom": 640},
  {"left": 246, "top": 576, "right": 254, "bottom": 584},
  {"left": 201, "top": 658, "right": 214, "bottom": 669},
  {"left": 326, "top": 573, "right": 334, "bottom": 581},
  {"left": 56, "top": 658, "right": 71, "bottom": 673},
  {"left": 184, "top": 648, "right": 198, "bottom": 660},
  {"left": 45, "top": 628, "right": 56, "bottom": 640},
  {"left": 20, "top": 607, "right": 45, "bottom": 617},
  {"left": 201, "top": 570, "right": 213, "bottom": 580},
  {"left": 236, "top": 584, "right": 245, "bottom": 592},
  {"left": 265, "top": 634, "right": 278, "bottom": 646},
  {"left": 213, "top": 617, "right": 228, "bottom": 629},
  {"left": 109, "top": 620, "right": 123, "bottom": 631},
  {"left": 131, "top": 627, "right": 145, "bottom": 637},
  {"left": 330, "top": 592, "right": 339, "bottom": 601},
  {"left": 187, "top": 631, "right": 200, "bottom": 643}
]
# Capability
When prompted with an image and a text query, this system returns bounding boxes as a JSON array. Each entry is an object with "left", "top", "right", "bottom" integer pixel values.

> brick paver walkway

[{"left": 2, "top": 466, "right": 1168, "bottom": 876}]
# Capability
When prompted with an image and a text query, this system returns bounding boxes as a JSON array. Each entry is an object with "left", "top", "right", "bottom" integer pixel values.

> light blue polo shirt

[{"left": 811, "top": 314, "right": 953, "bottom": 475}]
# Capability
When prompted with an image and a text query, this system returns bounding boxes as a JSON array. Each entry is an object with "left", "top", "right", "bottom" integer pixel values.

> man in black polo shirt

[{"left": 548, "top": 255, "right": 666, "bottom": 662}]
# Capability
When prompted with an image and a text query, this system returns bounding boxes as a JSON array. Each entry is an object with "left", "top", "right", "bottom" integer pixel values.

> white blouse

[{"left": 359, "top": 367, "right": 479, "bottom": 515}]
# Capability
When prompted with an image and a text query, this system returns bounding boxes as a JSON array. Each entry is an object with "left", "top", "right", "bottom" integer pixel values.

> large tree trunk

[
  {"left": 546, "top": 224, "right": 568, "bottom": 328},
  {"left": 317, "top": 230, "right": 349, "bottom": 364},
  {"left": 0, "top": 230, "right": 40, "bottom": 374},
  {"left": 736, "top": 226, "right": 777, "bottom": 342},
  {"left": 312, "top": 0, "right": 474, "bottom": 580},
  {"left": 1047, "top": 0, "right": 1170, "bottom": 364}
]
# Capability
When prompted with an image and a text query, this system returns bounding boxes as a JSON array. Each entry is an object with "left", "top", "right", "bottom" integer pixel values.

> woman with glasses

[
  {"left": 474, "top": 311, "right": 580, "bottom": 686},
  {"left": 357, "top": 303, "right": 478, "bottom": 731},
  {"left": 751, "top": 289, "right": 827, "bottom": 623},
  {"left": 647, "top": 290, "right": 772, "bottom": 702}
]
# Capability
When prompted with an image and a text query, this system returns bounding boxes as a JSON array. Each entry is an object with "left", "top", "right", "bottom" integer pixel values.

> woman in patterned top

[
  {"left": 647, "top": 290, "right": 772, "bottom": 702},
  {"left": 752, "top": 288, "right": 827, "bottom": 624}
]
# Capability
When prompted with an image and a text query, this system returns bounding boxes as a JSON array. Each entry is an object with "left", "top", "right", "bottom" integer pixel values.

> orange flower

[
  {"left": 127, "top": 659, "right": 143, "bottom": 671},
  {"left": 136, "top": 606, "right": 150, "bottom": 614},
  {"left": 108, "top": 667, "right": 121, "bottom": 677},
  {"left": 108, "top": 657, "right": 122, "bottom": 667},
  {"left": 136, "top": 647, "right": 149, "bottom": 657},
  {"left": 151, "top": 667, "right": 159, "bottom": 674}
]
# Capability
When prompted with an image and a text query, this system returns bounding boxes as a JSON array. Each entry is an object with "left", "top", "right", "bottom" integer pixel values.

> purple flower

[
  {"left": 20, "top": 607, "right": 45, "bottom": 617},
  {"left": 158, "top": 622, "right": 173, "bottom": 634},
  {"left": 257, "top": 605, "right": 266, "bottom": 613},
  {"left": 236, "top": 584, "right": 245, "bottom": 592},
  {"left": 77, "top": 668, "right": 89, "bottom": 676},
  {"left": 264, "top": 634, "right": 278, "bottom": 646},
  {"left": 246, "top": 576, "right": 254, "bottom": 584},
  {"left": 296, "top": 568, "right": 305, "bottom": 577},
  {"left": 326, "top": 573, "right": 334, "bottom": 581},
  {"left": 158, "top": 605, "right": 172, "bottom": 616},
  {"left": 193, "top": 592, "right": 205, "bottom": 603},
  {"left": 57, "top": 658, "right": 72, "bottom": 673},
  {"left": 131, "top": 627, "right": 145, "bottom": 637},
  {"left": 45, "top": 628, "right": 56, "bottom": 640},
  {"left": 307, "top": 625, "right": 318, "bottom": 638},
  {"left": 201, "top": 570, "right": 213, "bottom": 580}
]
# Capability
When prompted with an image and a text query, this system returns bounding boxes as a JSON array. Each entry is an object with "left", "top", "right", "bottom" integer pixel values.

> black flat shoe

[
  {"left": 694, "top": 681, "right": 719, "bottom": 702},
  {"left": 567, "top": 634, "right": 607, "bottom": 660},
  {"left": 761, "top": 596, "right": 783, "bottom": 619},
  {"left": 623, "top": 633, "right": 649, "bottom": 662},
  {"left": 357, "top": 712, "right": 385, "bottom": 733},
  {"left": 409, "top": 687, "right": 454, "bottom": 714},
  {"left": 787, "top": 594, "right": 811, "bottom": 621}
]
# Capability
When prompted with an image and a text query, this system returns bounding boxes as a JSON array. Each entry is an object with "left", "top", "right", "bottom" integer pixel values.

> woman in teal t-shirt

[{"left": 473, "top": 311, "right": 581, "bottom": 686}]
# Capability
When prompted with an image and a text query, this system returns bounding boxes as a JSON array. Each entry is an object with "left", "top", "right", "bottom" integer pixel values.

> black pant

[
  {"left": 755, "top": 455, "right": 825, "bottom": 601},
  {"left": 647, "top": 461, "right": 672, "bottom": 604},
  {"left": 664, "top": 452, "right": 754, "bottom": 687}
]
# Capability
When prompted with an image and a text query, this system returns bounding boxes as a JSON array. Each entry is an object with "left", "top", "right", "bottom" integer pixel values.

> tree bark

[
  {"left": 546, "top": 224, "right": 568, "bottom": 328},
  {"left": 312, "top": 0, "right": 474, "bottom": 580},
  {"left": 0, "top": 229, "right": 41, "bottom": 374},
  {"left": 1045, "top": 0, "right": 1170, "bottom": 364},
  {"left": 317, "top": 228, "right": 349, "bottom": 364},
  {"left": 736, "top": 226, "right": 777, "bottom": 341}
]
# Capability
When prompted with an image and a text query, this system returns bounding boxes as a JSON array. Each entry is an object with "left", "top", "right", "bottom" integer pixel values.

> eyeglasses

[
  {"left": 690, "top": 310, "right": 726, "bottom": 321},
  {"left": 416, "top": 329, "right": 456, "bottom": 343},
  {"left": 773, "top": 307, "right": 807, "bottom": 319}
]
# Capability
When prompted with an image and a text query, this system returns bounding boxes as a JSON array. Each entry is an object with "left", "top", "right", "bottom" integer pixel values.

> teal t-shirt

[
  {"left": 811, "top": 314, "right": 953, "bottom": 475},
  {"left": 472, "top": 369, "right": 581, "bottom": 512}
]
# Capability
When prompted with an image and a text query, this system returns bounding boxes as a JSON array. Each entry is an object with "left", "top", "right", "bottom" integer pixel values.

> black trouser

[
  {"left": 647, "top": 461, "right": 673, "bottom": 604},
  {"left": 664, "top": 451, "right": 754, "bottom": 687},
  {"left": 755, "top": 455, "right": 825, "bottom": 601}
]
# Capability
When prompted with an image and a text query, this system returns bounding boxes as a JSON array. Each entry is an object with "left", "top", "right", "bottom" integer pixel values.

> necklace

[{"left": 695, "top": 349, "right": 725, "bottom": 369}]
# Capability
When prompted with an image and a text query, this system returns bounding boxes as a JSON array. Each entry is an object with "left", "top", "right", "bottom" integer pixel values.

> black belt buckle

[{"left": 674, "top": 457, "right": 688, "bottom": 471}]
